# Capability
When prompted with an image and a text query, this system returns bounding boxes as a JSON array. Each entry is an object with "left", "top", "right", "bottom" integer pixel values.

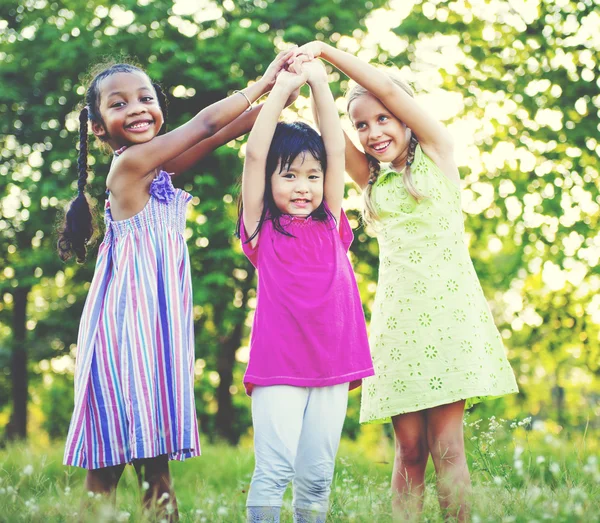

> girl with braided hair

[
  {"left": 294, "top": 43, "right": 518, "bottom": 521},
  {"left": 58, "top": 53, "right": 295, "bottom": 516}
]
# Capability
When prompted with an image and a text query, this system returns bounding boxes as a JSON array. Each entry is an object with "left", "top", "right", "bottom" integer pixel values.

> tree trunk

[
  {"left": 214, "top": 267, "right": 256, "bottom": 444},
  {"left": 7, "top": 286, "right": 29, "bottom": 440},
  {"left": 215, "top": 321, "right": 244, "bottom": 444}
]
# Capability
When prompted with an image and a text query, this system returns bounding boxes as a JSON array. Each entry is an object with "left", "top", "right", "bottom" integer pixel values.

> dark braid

[
  {"left": 77, "top": 108, "right": 89, "bottom": 194},
  {"left": 153, "top": 82, "right": 168, "bottom": 135},
  {"left": 57, "top": 62, "right": 156, "bottom": 263},
  {"left": 57, "top": 106, "right": 94, "bottom": 263}
]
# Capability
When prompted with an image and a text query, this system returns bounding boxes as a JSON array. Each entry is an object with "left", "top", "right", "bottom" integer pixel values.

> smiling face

[
  {"left": 271, "top": 152, "right": 324, "bottom": 216},
  {"left": 91, "top": 71, "right": 164, "bottom": 150},
  {"left": 348, "top": 92, "right": 411, "bottom": 167}
]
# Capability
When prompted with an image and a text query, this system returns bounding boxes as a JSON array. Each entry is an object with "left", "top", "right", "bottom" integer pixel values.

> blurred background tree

[{"left": 0, "top": 0, "right": 598, "bottom": 444}]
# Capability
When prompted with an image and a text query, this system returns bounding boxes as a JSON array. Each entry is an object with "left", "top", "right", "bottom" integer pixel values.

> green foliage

[
  {"left": 1, "top": 0, "right": 599, "bottom": 443},
  {"left": 0, "top": 423, "right": 598, "bottom": 521}
]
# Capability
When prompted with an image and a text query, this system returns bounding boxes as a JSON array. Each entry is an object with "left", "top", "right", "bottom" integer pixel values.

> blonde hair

[{"left": 347, "top": 75, "right": 425, "bottom": 226}]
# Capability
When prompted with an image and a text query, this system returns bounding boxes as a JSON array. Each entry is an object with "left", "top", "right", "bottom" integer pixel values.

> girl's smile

[
  {"left": 92, "top": 71, "right": 164, "bottom": 149},
  {"left": 348, "top": 93, "right": 411, "bottom": 168},
  {"left": 271, "top": 152, "right": 324, "bottom": 216}
]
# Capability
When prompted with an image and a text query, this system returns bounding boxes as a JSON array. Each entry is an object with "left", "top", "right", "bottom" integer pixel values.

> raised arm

[
  {"left": 311, "top": 100, "right": 370, "bottom": 190},
  {"left": 162, "top": 104, "right": 265, "bottom": 176},
  {"left": 304, "top": 60, "right": 345, "bottom": 222},
  {"left": 298, "top": 42, "right": 457, "bottom": 180},
  {"left": 117, "top": 49, "right": 296, "bottom": 179},
  {"left": 242, "top": 69, "right": 307, "bottom": 246},
  {"left": 163, "top": 58, "right": 301, "bottom": 176}
]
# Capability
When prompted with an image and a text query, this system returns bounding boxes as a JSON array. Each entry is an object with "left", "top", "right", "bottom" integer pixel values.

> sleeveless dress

[
  {"left": 360, "top": 145, "right": 518, "bottom": 424},
  {"left": 64, "top": 166, "right": 200, "bottom": 469}
]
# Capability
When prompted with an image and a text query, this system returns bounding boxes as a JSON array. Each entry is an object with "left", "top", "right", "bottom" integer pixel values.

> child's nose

[
  {"left": 369, "top": 125, "right": 383, "bottom": 140},
  {"left": 295, "top": 181, "right": 309, "bottom": 193},
  {"left": 128, "top": 102, "right": 148, "bottom": 115}
]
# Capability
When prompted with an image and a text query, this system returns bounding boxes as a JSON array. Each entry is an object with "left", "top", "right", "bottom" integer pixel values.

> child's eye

[
  {"left": 141, "top": 96, "right": 154, "bottom": 102},
  {"left": 309, "top": 175, "right": 321, "bottom": 180},
  {"left": 378, "top": 115, "right": 389, "bottom": 122},
  {"left": 283, "top": 173, "right": 295, "bottom": 179},
  {"left": 111, "top": 101, "right": 125, "bottom": 108},
  {"left": 356, "top": 122, "right": 366, "bottom": 130}
]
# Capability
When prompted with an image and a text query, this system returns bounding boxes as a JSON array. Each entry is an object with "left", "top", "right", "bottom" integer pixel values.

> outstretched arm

[
  {"left": 311, "top": 98, "right": 371, "bottom": 190},
  {"left": 164, "top": 88, "right": 301, "bottom": 176},
  {"left": 298, "top": 42, "right": 457, "bottom": 182},
  {"left": 242, "top": 69, "right": 307, "bottom": 246},
  {"left": 116, "top": 49, "right": 296, "bottom": 179},
  {"left": 162, "top": 104, "right": 264, "bottom": 176},
  {"left": 304, "top": 59, "right": 345, "bottom": 222}
]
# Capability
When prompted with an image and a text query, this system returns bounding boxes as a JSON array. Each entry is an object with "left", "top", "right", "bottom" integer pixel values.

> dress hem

[
  {"left": 360, "top": 386, "right": 519, "bottom": 425},
  {"left": 64, "top": 446, "right": 201, "bottom": 470}
]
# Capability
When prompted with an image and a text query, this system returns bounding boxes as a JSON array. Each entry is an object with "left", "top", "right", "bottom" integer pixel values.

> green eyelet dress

[{"left": 360, "top": 145, "right": 518, "bottom": 424}]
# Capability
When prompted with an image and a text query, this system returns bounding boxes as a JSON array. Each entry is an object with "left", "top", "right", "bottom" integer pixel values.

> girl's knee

[
  {"left": 428, "top": 437, "right": 465, "bottom": 463},
  {"left": 395, "top": 437, "right": 429, "bottom": 468}
]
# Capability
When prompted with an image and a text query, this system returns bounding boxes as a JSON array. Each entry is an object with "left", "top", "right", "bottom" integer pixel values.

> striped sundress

[{"left": 64, "top": 170, "right": 200, "bottom": 470}]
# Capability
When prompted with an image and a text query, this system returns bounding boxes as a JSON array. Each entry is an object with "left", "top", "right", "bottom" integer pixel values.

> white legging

[{"left": 246, "top": 384, "right": 349, "bottom": 515}]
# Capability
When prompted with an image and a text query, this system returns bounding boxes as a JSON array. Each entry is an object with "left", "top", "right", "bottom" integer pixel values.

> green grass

[{"left": 0, "top": 417, "right": 599, "bottom": 522}]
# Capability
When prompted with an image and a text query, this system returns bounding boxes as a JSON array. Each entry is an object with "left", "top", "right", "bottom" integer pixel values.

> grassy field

[{"left": 0, "top": 416, "right": 598, "bottom": 522}]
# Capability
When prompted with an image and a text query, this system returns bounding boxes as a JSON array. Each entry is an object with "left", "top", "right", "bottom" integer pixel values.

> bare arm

[
  {"left": 163, "top": 103, "right": 264, "bottom": 176},
  {"left": 311, "top": 89, "right": 370, "bottom": 190},
  {"left": 116, "top": 49, "right": 296, "bottom": 179},
  {"left": 305, "top": 60, "right": 345, "bottom": 222},
  {"left": 242, "top": 70, "right": 307, "bottom": 246},
  {"left": 164, "top": 88, "right": 300, "bottom": 176},
  {"left": 116, "top": 77, "right": 272, "bottom": 179},
  {"left": 300, "top": 42, "right": 458, "bottom": 181}
]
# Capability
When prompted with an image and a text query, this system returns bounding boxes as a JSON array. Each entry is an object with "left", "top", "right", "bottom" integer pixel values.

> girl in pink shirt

[{"left": 238, "top": 59, "right": 373, "bottom": 522}]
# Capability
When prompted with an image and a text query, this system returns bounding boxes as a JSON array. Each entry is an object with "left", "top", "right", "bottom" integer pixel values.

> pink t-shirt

[{"left": 240, "top": 208, "right": 374, "bottom": 395}]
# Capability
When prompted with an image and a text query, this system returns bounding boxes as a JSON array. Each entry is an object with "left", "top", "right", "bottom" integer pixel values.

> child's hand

[
  {"left": 261, "top": 47, "right": 298, "bottom": 92},
  {"left": 295, "top": 41, "right": 323, "bottom": 61},
  {"left": 303, "top": 59, "right": 327, "bottom": 86},
  {"left": 286, "top": 53, "right": 311, "bottom": 75},
  {"left": 275, "top": 68, "right": 307, "bottom": 94}
]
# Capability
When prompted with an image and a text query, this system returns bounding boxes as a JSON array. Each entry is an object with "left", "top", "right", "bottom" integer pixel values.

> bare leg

[
  {"left": 134, "top": 455, "right": 179, "bottom": 522},
  {"left": 426, "top": 401, "right": 471, "bottom": 522},
  {"left": 84, "top": 464, "right": 126, "bottom": 499},
  {"left": 390, "top": 411, "right": 429, "bottom": 522}
]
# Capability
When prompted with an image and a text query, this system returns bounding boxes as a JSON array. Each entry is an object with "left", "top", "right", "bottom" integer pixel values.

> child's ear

[{"left": 91, "top": 120, "right": 107, "bottom": 139}]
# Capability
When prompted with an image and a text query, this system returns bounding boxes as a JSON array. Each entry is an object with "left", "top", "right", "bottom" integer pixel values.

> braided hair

[
  {"left": 346, "top": 74, "right": 425, "bottom": 227},
  {"left": 57, "top": 63, "right": 168, "bottom": 262}
]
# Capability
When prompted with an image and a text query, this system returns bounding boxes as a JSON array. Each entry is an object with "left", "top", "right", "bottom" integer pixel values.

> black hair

[
  {"left": 57, "top": 63, "right": 168, "bottom": 263},
  {"left": 236, "top": 121, "right": 334, "bottom": 242}
]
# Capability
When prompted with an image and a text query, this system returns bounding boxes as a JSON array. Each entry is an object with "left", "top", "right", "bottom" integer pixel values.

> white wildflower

[
  {"left": 142, "top": 481, "right": 150, "bottom": 491},
  {"left": 217, "top": 506, "right": 228, "bottom": 516},
  {"left": 23, "top": 465, "right": 34, "bottom": 476},
  {"left": 549, "top": 462, "right": 560, "bottom": 474},
  {"left": 536, "top": 456, "right": 545, "bottom": 464}
]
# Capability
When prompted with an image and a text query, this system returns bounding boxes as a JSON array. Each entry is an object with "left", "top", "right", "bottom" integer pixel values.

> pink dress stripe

[{"left": 64, "top": 175, "right": 200, "bottom": 470}]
